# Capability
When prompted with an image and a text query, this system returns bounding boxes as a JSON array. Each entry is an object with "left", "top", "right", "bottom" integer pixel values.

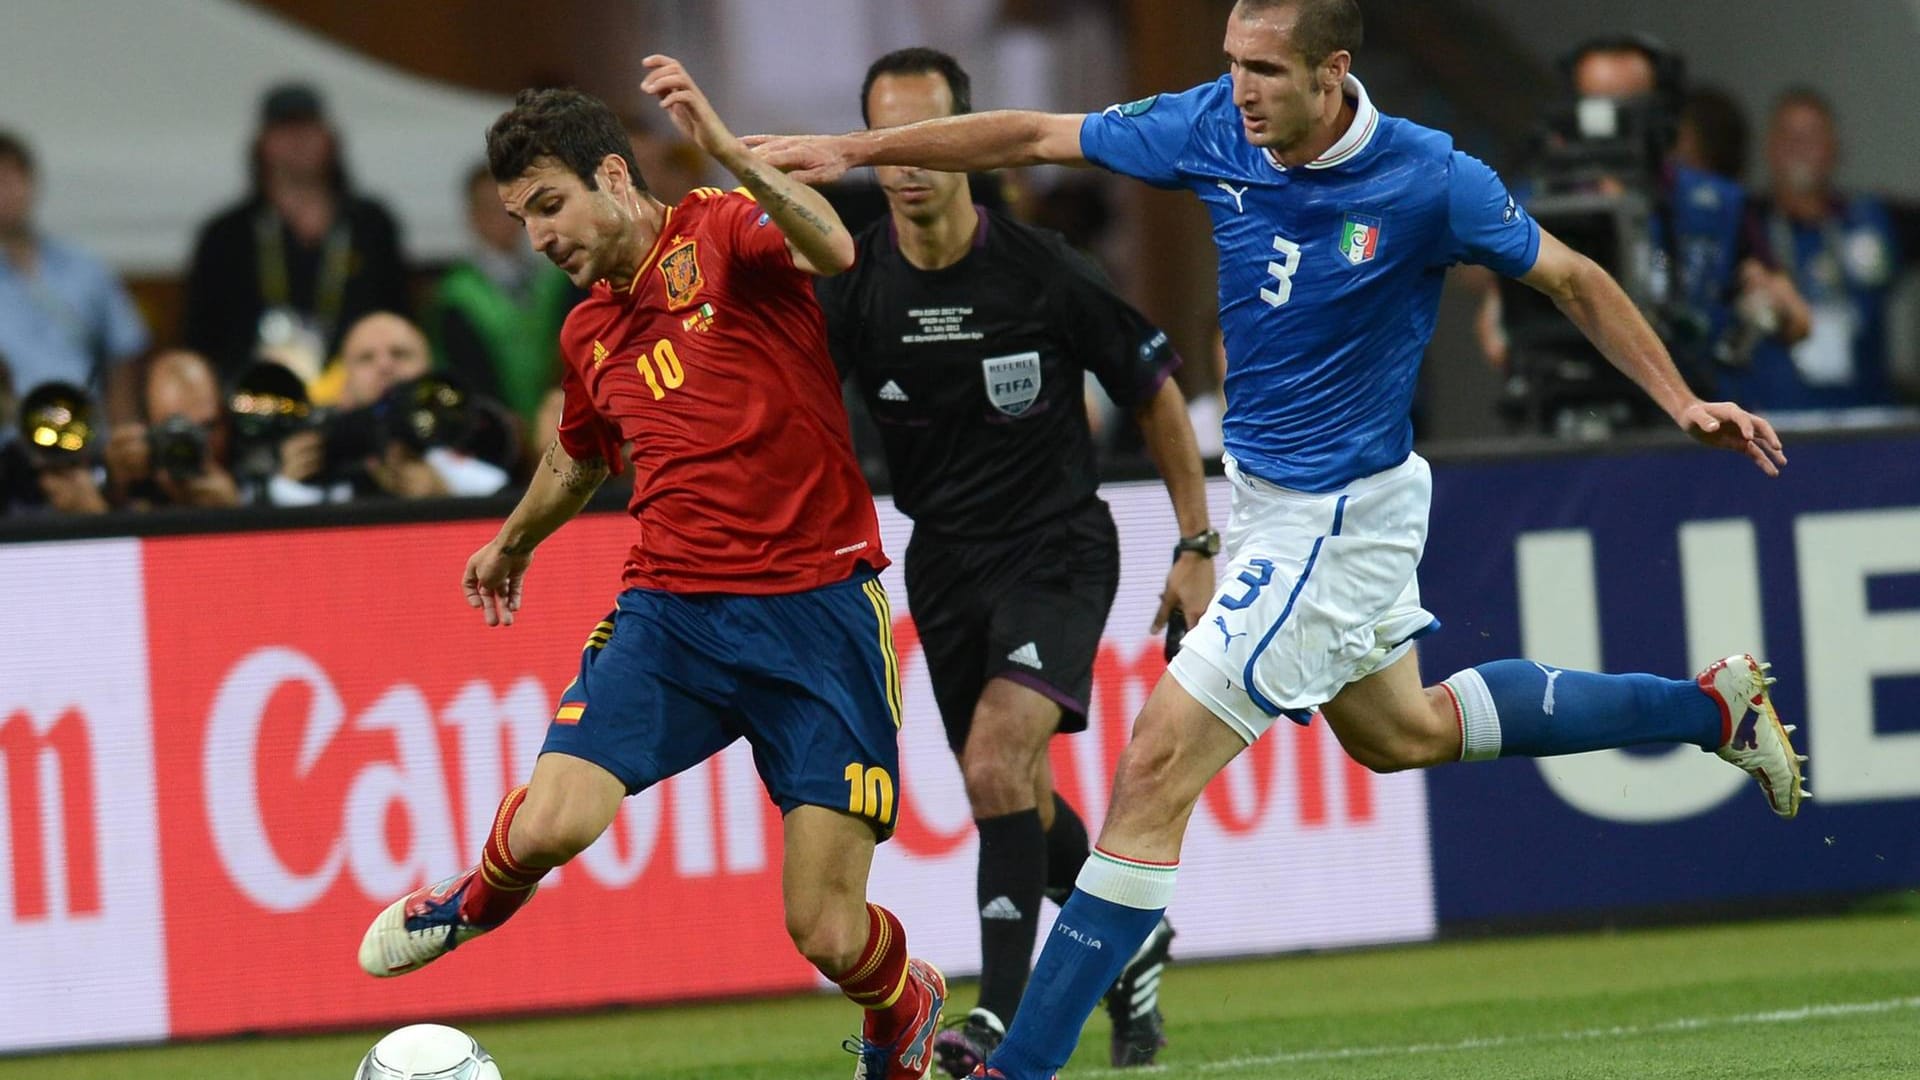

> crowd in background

[{"left": 2, "top": 53, "right": 1917, "bottom": 519}]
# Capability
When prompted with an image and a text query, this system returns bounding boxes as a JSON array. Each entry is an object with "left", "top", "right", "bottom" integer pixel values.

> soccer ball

[{"left": 355, "top": 1024, "right": 503, "bottom": 1079}]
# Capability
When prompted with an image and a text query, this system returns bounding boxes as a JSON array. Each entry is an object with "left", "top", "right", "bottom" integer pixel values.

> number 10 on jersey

[
  {"left": 636, "top": 339, "right": 686, "bottom": 399},
  {"left": 1262, "top": 234, "right": 1302, "bottom": 307}
]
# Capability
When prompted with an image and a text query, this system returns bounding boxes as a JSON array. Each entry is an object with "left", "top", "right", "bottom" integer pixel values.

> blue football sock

[
  {"left": 988, "top": 849, "right": 1174, "bottom": 1079},
  {"left": 1444, "top": 659, "right": 1723, "bottom": 761}
]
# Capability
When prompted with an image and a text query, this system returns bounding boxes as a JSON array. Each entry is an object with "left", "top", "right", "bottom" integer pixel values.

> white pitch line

[{"left": 1073, "top": 995, "right": 1920, "bottom": 1077}]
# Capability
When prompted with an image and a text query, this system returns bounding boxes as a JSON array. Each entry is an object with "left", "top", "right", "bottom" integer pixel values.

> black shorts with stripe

[{"left": 905, "top": 498, "right": 1121, "bottom": 753}]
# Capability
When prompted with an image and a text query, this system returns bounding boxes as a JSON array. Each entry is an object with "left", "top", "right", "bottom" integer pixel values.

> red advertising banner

[{"left": 142, "top": 519, "right": 815, "bottom": 1037}]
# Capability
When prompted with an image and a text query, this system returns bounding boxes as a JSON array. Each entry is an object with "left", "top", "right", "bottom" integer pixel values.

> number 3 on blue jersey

[{"left": 1262, "top": 234, "right": 1302, "bottom": 307}]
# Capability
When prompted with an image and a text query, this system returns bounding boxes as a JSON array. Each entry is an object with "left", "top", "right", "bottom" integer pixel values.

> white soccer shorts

[{"left": 1168, "top": 452, "right": 1439, "bottom": 744}]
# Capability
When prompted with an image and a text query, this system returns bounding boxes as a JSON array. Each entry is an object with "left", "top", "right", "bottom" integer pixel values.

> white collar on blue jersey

[{"left": 1262, "top": 74, "right": 1379, "bottom": 172}]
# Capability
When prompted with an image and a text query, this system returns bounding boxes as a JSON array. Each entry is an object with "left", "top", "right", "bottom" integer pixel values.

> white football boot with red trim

[{"left": 1700, "top": 654, "right": 1808, "bottom": 819}]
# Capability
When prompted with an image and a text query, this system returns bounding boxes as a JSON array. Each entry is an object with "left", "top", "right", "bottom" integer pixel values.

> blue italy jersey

[{"left": 1082, "top": 75, "right": 1540, "bottom": 491}]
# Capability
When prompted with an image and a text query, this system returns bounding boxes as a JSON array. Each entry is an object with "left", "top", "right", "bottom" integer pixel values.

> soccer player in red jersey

[{"left": 356, "top": 57, "right": 946, "bottom": 1080}]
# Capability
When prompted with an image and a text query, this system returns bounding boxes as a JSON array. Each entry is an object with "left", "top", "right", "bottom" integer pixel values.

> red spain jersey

[{"left": 555, "top": 187, "right": 886, "bottom": 594}]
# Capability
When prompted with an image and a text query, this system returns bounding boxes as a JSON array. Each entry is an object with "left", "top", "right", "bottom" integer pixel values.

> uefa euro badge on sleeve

[
  {"left": 981, "top": 351, "right": 1042, "bottom": 416},
  {"left": 1339, "top": 213, "right": 1382, "bottom": 266}
]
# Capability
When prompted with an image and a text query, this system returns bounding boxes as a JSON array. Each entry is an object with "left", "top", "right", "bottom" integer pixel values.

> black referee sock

[
  {"left": 1043, "top": 791, "right": 1090, "bottom": 905},
  {"left": 975, "top": 808, "right": 1047, "bottom": 1024}
]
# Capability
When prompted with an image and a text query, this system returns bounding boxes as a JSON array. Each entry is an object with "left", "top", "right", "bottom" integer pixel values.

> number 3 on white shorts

[{"left": 1262, "top": 234, "right": 1302, "bottom": 307}]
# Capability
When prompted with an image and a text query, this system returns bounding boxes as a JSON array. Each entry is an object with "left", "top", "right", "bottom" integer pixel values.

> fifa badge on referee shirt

[
  {"left": 659, "top": 240, "right": 704, "bottom": 308},
  {"left": 1339, "top": 213, "right": 1382, "bottom": 265},
  {"left": 981, "top": 351, "right": 1042, "bottom": 416}
]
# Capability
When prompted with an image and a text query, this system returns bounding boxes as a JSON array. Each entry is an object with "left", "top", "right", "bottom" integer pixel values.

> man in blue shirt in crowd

[
  {"left": 1730, "top": 87, "right": 1915, "bottom": 413},
  {"left": 0, "top": 130, "right": 149, "bottom": 424},
  {"left": 756, "top": 3, "right": 1803, "bottom": 1076}
]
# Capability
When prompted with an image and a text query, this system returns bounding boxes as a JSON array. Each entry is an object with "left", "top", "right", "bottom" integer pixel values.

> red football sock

[
  {"left": 833, "top": 903, "right": 917, "bottom": 1043},
  {"left": 460, "top": 784, "right": 549, "bottom": 926}
]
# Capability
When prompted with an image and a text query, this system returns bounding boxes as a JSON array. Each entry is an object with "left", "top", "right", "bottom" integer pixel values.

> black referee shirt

[{"left": 816, "top": 207, "right": 1177, "bottom": 540}]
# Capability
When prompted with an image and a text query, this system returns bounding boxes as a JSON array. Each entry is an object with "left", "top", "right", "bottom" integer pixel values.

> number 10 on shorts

[{"left": 844, "top": 763, "right": 895, "bottom": 823}]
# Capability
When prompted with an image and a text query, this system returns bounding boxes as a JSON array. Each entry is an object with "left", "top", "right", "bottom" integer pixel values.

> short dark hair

[
  {"left": 0, "top": 130, "right": 35, "bottom": 176},
  {"left": 1772, "top": 85, "right": 1835, "bottom": 125},
  {"left": 860, "top": 48, "right": 973, "bottom": 127},
  {"left": 1234, "top": 0, "right": 1364, "bottom": 67},
  {"left": 486, "top": 88, "right": 642, "bottom": 192}
]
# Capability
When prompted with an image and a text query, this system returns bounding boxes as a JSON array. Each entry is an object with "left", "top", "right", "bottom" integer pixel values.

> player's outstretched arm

[
  {"left": 641, "top": 54, "right": 854, "bottom": 275},
  {"left": 744, "top": 111, "right": 1089, "bottom": 186},
  {"left": 462, "top": 440, "right": 608, "bottom": 627},
  {"left": 1519, "top": 228, "right": 1788, "bottom": 477}
]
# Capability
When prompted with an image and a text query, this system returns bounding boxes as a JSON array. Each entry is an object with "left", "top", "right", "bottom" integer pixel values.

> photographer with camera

[
  {"left": 267, "top": 311, "right": 511, "bottom": 505},
  {"left": 102, "top": 349, "right": 243, "bottom": 511},
  {"left": 6, "top": 376, "right": 109, "bottom": 516},
  {"left": 1475, "top": 35, "right": 1810, "bottom": 438}
]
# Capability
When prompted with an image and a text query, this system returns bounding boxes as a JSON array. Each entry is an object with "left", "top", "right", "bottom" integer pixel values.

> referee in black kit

[{"left": 814, "top": 49, "right": 1215, "bottom": 1077}]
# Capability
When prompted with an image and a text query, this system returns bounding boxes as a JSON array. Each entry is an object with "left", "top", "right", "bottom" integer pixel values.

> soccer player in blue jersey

[{"left": 755, "top": 3, "right": 1802, "bottom": 1076}]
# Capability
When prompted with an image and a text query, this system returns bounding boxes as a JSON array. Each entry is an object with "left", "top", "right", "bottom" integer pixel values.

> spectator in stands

[
  {"left": 271, "top": 312, "right": 510, "bottom": 505},
  {"left": 103, "top": 349, "right": 242, "bottom": 510},
  {"left": 0, "top": 129, "right": 150, "bottom": 424},
  {"left": 1724, "top": 88, "right": 1913, "bottom": 413},
  {"left": 1674, "top": 86, "right": 1752, "bottom": 183},
  {"left": 425, "top": 163, "right": 577, "bottom": 427},
  {"left": 183, "top": 82, "right": 410, "bottom": 383}
]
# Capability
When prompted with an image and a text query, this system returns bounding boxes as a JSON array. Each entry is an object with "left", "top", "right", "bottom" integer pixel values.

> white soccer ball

[{"left": 354, "top": 1023, "right": 503, "bottom": 1080}]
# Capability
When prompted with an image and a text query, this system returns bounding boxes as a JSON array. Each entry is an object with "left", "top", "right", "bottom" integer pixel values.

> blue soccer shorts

[{"left": 540, "top": 569, "right": 905, "bottom": 837}]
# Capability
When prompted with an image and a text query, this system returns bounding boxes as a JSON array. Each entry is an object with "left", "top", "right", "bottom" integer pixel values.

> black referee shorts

[{"left": 904, "top": 499, "right": 1121, "bottom": 754}]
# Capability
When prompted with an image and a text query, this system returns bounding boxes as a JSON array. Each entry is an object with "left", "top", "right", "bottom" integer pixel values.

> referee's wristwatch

[{"left": 1173, "top": 528, "right": 1221, "bottom": 559}]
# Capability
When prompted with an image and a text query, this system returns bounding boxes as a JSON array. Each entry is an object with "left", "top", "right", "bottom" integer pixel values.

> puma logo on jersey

[
  {"left": 878, "top": 379, "right": 909, "bottom": 402},
  {"left": 1215, "top": 616, "right": 1246, "bottom": 648},
  {"left": 1217, "top": 181, "right": 1250, "bottom": 213}
]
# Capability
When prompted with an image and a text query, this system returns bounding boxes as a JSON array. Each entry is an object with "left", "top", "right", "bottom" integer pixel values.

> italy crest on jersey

[
  {"left": 1339, "top": 214, "right": 1382, "bottom": 265},
  {"left": 981, "top": 351, "right": 1041, "bottom": 415},
  {"left": 659, "top": 240, "right": 703, "bottom": 308}
]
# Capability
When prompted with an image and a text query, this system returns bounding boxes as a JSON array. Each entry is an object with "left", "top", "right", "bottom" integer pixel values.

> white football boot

[
  {"left": 357, "top": 867, "right": 532, "bottom": 977},
  {"left": 1699, "top": 654, "right": 1808, "bottom": 819}
]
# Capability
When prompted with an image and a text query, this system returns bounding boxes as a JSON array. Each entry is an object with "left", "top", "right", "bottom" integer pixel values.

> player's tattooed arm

[
  {"left": 491, "top": 439, "right": 608, "bottom": 560},
  {"left": 639, "top": 53, "right": 855, "bottom": 275},
  {"left": 727, "top": 155, "right": 857, "bottom": 276},
  {"left": 544, "top": 440, "right": 609, "bottom": 497}
]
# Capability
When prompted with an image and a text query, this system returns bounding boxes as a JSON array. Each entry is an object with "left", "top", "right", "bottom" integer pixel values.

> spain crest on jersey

[
  {"left": 1339, "top": 213, "right": 1382, "bottom": 265},
  {"left": 659, "top": 240, "right": 703, "bottom": 308}
]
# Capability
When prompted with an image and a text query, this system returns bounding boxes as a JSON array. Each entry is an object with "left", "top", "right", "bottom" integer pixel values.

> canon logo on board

[{"left": 200, "top": 646, "right": 776, "bottom": 912}]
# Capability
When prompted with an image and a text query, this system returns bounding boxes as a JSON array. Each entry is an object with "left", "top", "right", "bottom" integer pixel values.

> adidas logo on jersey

[
  {"left": 980, "top": 896, "right": 1024, "bottom": 921},
  {"left": 1007, "top": 642, "right": 1042, "bottom": 669},
  {"left": 878, "top": 380, "right": 909, "bottom": 402}
]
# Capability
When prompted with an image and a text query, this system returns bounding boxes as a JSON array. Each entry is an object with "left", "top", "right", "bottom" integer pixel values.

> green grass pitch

[{"left": 10, "top": 912, "right": 1918, "bottom": 1079}]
